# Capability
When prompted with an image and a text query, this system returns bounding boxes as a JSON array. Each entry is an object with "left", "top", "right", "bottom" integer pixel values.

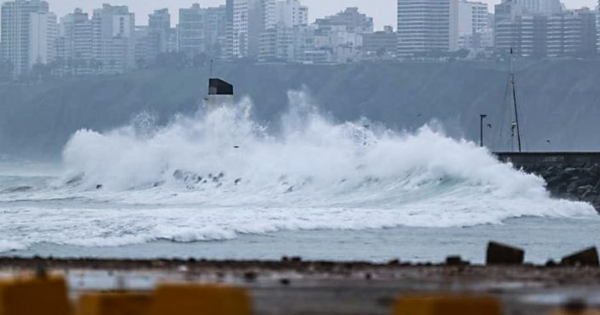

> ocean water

[{"left": 0, "top": 92, "right": 598, "bottom": 263}]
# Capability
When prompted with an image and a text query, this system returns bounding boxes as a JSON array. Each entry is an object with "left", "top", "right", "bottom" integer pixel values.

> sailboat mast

[{"left": 510, "top": 49, "right": 523, "bottom": 153}]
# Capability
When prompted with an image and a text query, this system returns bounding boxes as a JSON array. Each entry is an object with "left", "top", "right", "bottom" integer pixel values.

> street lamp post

[{"left": 480, "top": 114, "right": 488, "bottom": 148}]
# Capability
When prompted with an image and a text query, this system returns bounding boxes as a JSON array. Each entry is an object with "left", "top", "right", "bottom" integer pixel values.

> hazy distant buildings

[
  {"left": 275, "top": 0, "right": 308, "bottom": 27},
  {"left": 56, "top": 8, "right": 93, "bottom": 65},
  {"left": 494, "top": 0, "right": 522, "bottom": 55},
  {"left": 177, "top": 4, "right": 227, "bottom": 58},
  {"left": 495, "top": 15, "right": 547, "bottom": 58},
  {"left": 134, "top": 26, "right": 150, "bottom": 66},
  {"left": 520, "top": 0, "right": 562, "bottom": 16},
  {"left": 363, "top": 26, "right": 397, "bottom": 59},
  {"left": 148, "top": 9, "right": 171, "bottom": 58},
  {"left": 259, "top": 0, "right": 311, "bottom": 63},
  {"left": 203, "top": 6, "right": 228, "bottom": 58},
  {"left": 28, "top": 10, "right": 57, "bottom": 68},
  {"left": 177, "top": 4, "right": 205, "bottom": 56},
  {"left": 2, "top": 0, "right": 599, "bottom": 80},
  {"left": 91, "top": 4, "right": 136, "bottom": 74},
  {"left": 315, "top": 7, "right": 373, "bottom": 34},
  {"left": 495, "top": 0, "right": 521, "bottom": 27},
  {"left": 397, "top": 0, "right": 459, "bottom": 57},
  {"left": 494, "top": 3, "right": 596, "bottom": 59},
  {"left": 230, "top": 0, "right": 276, "bottom": 59},
  {"left": 310, "top": 8, "right": 373, "bottom": 63},
  {"left": 459, "top": 0, "right": 488, "bottom": 35},
  {"left": 259, "top": 6, "right": 373, "bottom": 63},
  {"left": 1, "top": 0, "right": 56, "bottom": 77},
  {"left": 259, "top": 25, "right": 305, "bottom": 62},
  {"left": 547, "top": 9, "right": 596, "bottom": 58},
  {"left": 458, "top": 0, "right": 491, "bottom": 50}
]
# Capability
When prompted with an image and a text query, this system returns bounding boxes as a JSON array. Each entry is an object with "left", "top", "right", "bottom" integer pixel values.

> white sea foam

[
  {"left": 0, "top": 240, "right": 27, "bottom": 253},
  {"left": 0, "top": 91, "right": 596, "bottom": 252}
]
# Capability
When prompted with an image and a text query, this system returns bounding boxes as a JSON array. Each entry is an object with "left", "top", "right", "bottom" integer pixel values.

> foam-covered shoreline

[{"left": 0, "top": 94, "right": 596, "bottom": 254}]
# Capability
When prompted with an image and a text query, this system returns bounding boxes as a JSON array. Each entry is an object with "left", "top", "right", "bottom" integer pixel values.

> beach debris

[
  {"left": 446, "top": 256, "right": 470, "bottom": 267},
  {"left": 560, "top": 247, "right": 599, "bottom": 267}
]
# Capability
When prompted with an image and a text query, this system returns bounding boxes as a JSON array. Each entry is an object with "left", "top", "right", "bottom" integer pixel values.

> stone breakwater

[{"left": 496, "top": 153, "right": 600, "bottom": 212}]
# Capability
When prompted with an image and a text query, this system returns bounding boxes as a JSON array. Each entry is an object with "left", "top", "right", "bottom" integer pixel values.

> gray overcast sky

[{"left": 49, "top": 0, "right": 595, "bottom": 29}]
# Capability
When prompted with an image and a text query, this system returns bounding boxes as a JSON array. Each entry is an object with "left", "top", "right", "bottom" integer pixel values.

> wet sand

[{"left": 1, "top": 258, "right": 600, "bottom": 315}]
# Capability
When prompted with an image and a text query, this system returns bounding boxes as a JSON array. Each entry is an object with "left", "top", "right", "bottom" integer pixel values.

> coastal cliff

[{"left": 1, "top": 60, "right": 600, "bottom": 158}]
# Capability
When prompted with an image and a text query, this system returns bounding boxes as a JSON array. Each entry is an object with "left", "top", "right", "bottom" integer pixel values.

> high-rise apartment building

[
  {"left": 230, "top": 0, "right": 276, "bottom": 59},
  {"left": 56, "top": 8, "right": 93, "bottom": 63},
  {"left": 494, "top": 0, "right": 522, "bottom": 55},
  {"left": 547, "top": 9, "right": 596, "bottom": 58},
  {"left": 458, "top": 0, "right": 490, "bottom": 50},
  {"left": 91, "top": 4, "right": 135, "bottom": 74},
  {"left": 177, "top": 4, "right": 206, "bottom": 56},
  {"left": 259, "top": 0, "right": 310, "bottom": 63},
  {"left": 134, "top": 26, "right": 151, "bottom": 66},
  {"left": 178, "top": 4, "right": 227, "bottom": 58},
  {"left": 28, "top": 10, "right": 56, "bottom": 68},
  {"left": 495, "top": 15, "right": 547, "bottom": 58},
  {"left": 148, "top": 8, "right": 171, "bottom": 57},
  {"left": 520, "top": 0, "right": 562, "bottom": 16},
  {"left": 495, "top": 0, "right": 521, "bottom": 25},
  {"left": 397, "top": 0, "right": 459, "bottom": 57},
  {"left": 1, "top": 0, "right": 56, "bottom": 77},
  {"left": 204, "top": 6, "right": 228, "bottom": 58},
  {"left": 259, "top": 26, "right": 296, "bottom": 62},
  {"left": 494, "top": 1, "right": 594, "bottom": 59},
  {"left": 458, "top": 0, "right": 488, "bottom": 36},
  {"left": 275, "top": 0, "right": 308, "bottom": 27}
]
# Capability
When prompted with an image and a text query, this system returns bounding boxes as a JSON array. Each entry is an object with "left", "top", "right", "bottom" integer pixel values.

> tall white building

[
  {"left": 56, "top": 8, "right": 93, "bottom": 63},
  {"left": 28, "top": 11, "right": 57, "bottom": 68},
  {"left": 91, "top": 4, "right": 135, "bottom": 74},
  {"left": 230, "top": 0, "right": 276, "bottom": 59},
  {"left": 1, "top": 0, "right": 55, "bottom": 77},
  {"left": 275, "top": 0, "right": 308, "bottom": 27},
  {"left": 458, "top": 0, "right": 490, "bottom": 50},
  {"left": 458, "top": 0, "right": 488, "bottom": 36},
  {"left": 397, "top": 0, "right": 459, "bottom": 57}
]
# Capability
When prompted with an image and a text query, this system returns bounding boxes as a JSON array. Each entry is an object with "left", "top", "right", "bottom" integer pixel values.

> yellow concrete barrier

[
  {"left": 149, "top": 284, "right": 252, "bottom": 315},
  {"left": 392, "top": 295, "right": 503, "bottom": 315},
  {"left": 0, "top": 276, "right": 70, "bottom": 315},
  {"left": 76, "top": 292, "right": 152, "bottom": 315}
]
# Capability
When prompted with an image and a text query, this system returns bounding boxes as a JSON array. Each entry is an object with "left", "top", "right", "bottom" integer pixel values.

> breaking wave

[{"left": 0, "top": 91, "right": 595, "bottom": 252}]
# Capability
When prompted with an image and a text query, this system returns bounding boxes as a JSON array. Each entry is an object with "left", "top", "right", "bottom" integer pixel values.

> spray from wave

[
  {"left": 0, "top": 91, "right": 595, "bottom": 252},
  {"left": 61, "top": 90, "right": 594, "bottom": 218}
]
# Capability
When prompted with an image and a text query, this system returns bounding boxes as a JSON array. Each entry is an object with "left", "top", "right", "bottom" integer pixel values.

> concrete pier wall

[{"left": 496, "top": 152, "right": 600, "bottom": 168}]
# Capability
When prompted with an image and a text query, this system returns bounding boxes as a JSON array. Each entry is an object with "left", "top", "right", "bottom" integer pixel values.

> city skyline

[
  {"left": 1, "top": 0, "right": 597, "bottom": 79},
  {"left": 43, "top": 0, "right": 600, "bottom": 30}
]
